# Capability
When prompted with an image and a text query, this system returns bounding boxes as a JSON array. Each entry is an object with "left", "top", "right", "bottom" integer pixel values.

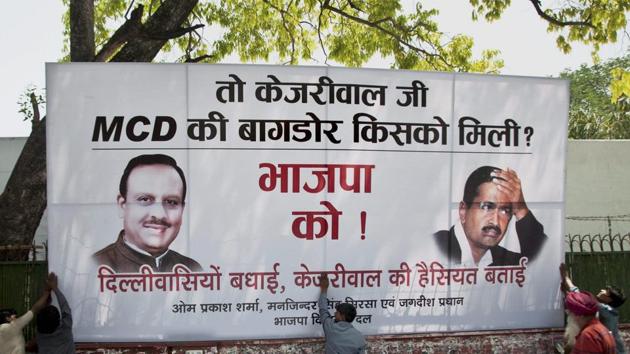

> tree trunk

[
  {"left": 111, "top": 0, "right": 198, "bottom": 62},
  {"left": 70, "top": 0, "right": 95, "bottom": 61},
  {"left": 0, "top": 119, "right": 47, "bottom": 260}
]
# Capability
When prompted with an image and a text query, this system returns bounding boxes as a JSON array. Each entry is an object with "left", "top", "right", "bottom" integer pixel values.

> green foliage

[
  {"left": 561, "top": 54, "right": 630, "bottom": 139},
  {"left": 61, "top": 0, "right": 504, "bottom": 72},
  {"left": 204, "top": 0, "right": 504, "bottom": 71},
  {"left": 469, "top": 0, "right": 511, "bottom": 22},
  {"left": 58, "top": 1, "right": 630, "bottom": 75},
  {"left": 611, "top": 67, "right": 630, "bottom": 103},
  {"left": 56, "top": 0, "right": 629, "bottom": 129},
  {"left": 470, "top": 0, "right": 629, "bottom": 57},
  {"left": 17, "top": 85, "right": 45, "bottom": 122}
]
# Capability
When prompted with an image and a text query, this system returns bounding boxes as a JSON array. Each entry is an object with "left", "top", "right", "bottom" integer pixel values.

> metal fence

[
  {"left": 564, "top": 233, "right": 630, "bottom": 323},
  {"left": 0, "top": 259, "right": 48, "bottom": 341},
  {"left": 565, "top": 232, "right": 630, "bottom": 252},
  {"left": 0, "top": 244, "right": 47, "bottom": 262}
]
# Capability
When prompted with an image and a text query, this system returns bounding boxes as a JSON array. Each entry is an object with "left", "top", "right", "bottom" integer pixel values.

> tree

[
  {"left": 471, "top": 0, "right": 628, "bottom": 54},
  {"left": 562, "top": 54, "right": 630, "bottom": 139},
  {"left": 1, "top": 0, "right": 628, "bottom": 259},
  {"left": 471, "top": 0, "right": 630, "bottom": 105}
]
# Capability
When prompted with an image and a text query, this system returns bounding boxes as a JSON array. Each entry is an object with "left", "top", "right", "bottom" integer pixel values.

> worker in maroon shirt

[{"left": 564, "top": 290, "right": 615, "bottom": 354}]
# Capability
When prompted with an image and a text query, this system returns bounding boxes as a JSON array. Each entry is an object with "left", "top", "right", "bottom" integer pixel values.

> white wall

[{"left": 565, "top": 140, "right": 630, "bottom": 237}]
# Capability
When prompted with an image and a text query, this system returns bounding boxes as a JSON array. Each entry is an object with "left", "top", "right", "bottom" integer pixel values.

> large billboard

[{"left": 46, "top": 63, "right": 567, "bottom": 341}]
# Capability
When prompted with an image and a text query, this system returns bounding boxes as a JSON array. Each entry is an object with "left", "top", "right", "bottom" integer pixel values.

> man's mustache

[
  {"left": 482, "top": 225, "right": 502, "bottom": 234},
  {"left": 145, "top": 216, "right": 171, "bottom": 227}
]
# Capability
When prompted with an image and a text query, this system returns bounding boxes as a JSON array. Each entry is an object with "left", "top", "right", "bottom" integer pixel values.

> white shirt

[
  {"left": 454, "top": 221, "right": 493, "bottom": 267},
  {"left": 0, "top": 310, "right": 33, "bottom": 354}
]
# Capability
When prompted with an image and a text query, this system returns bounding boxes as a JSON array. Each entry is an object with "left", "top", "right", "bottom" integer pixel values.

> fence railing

[
  {"left": 0, "top": 260, "right": 48, "bottom": 341},
  {"left": 565, "top": 232, "right": 630, "bottom": 252},
  {"left": 0, "top": 244, "right": 47, "bottom": 262},
  {"left": 565, "top": 251, "right": 630, "bottom": 322}
]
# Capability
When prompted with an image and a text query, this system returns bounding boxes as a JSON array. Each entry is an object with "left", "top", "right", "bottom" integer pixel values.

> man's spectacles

[{"left": 476, "top": 201, "right": 512, "bottom": 216}]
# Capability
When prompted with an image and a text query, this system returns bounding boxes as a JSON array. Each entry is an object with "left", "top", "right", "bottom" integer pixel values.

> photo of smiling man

[
  {"left": 92, "top": 154, "right": 202, "bottom": 273},
  {"left": 433, "top": 166, "right": 548, "bottom": 267}
]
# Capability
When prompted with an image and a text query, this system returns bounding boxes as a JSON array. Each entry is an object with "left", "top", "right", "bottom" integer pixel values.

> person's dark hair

[
  {"left": 36, "top": 305, "right": 60, "bottom": 334},
  {"left": 336, "top": 302, "right": 357, "bottom": 323},
  {"left": 0, "top": 308, "right": 17, "bottom": 325},
  {"left": 607, "top": 285, "right": 626, "bottom": 308},
  {"left": 119, "top": 154, "right": 187, "bottom": 202},
  {"left": 462, "top": 165, "right": 503, "bottom": 207}
]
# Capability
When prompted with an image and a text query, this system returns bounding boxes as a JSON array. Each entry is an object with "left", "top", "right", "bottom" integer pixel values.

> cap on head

[
  {"left": 566, "top": 291, "right": 599, "bottom": 316},
  {"left": 335, "top": 302, "right": 357, "bottom": 323}
]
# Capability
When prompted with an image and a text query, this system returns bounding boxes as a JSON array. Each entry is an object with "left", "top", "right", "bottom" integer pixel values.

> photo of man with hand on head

[{"left": 433, "top": 165, "right": 547, "bottom": 267}]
